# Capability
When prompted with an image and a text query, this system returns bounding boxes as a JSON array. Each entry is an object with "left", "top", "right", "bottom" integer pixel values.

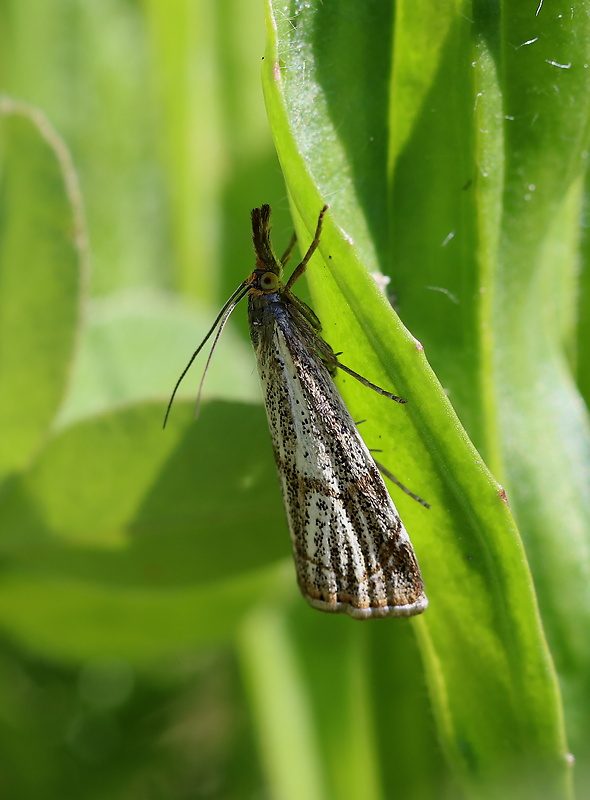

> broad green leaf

[
  {"left": 0, "top": 566, "right": 286, "bottom": 664},
  {"left": 390, "top": 0, "right": 590, "bottom": 785},
  {"left": 0, "top": 401, "right": 291, "bottom": 661},
  {"left": 0, "top": 99, "right": 85, "bottom": 477},
  {"left": 0, "top": 401, "right": 286, "bottom": 575},
  {"left": 260, "top": 1, "right": 576, "bottom": 798}
]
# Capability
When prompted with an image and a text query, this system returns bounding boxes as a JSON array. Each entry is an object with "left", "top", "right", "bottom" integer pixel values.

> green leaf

[
  {"left": 0, "top": 401, "right": 291, "bottom": 661},
  {"left": 0, "top": 99, "right": 86, "bottom": 477},
  {"left": 0, "top": 400, "right": 286, "bottom": 578},
  {"left": 259, "top": 1, "right": 580, "bottom": 798},
  {"left": 0, "top": 565, "right": 285, "bottom": 663}
]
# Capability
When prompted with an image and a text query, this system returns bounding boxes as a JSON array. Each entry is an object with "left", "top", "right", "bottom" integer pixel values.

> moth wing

[{"left": 255, "top": 308, "right": 427, "bottom": 619}]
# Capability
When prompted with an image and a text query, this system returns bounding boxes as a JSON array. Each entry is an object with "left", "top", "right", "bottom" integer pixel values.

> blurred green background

[{"left": 1, "top": 1, "right": 590, "bottom": 798}]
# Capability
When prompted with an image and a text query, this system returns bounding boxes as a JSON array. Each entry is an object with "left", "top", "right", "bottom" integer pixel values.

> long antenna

[
  {"left": 163, "top": 280, "right": 251, "bottom": 428},
  {"left": 192, "top": 296, "right": 242, "bottom": 419}
]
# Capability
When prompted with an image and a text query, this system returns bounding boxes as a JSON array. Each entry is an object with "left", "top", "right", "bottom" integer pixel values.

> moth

[{"left": 165, "top": 205, "right": 428, "bottom": 619}]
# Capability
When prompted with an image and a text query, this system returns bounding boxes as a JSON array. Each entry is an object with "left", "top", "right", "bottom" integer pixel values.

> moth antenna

[
  {"left": 193, "top": 303, "right": 237, "bottom": 419},
  {"left": 163, "top": 280, "right": 251, "bottom": 428}
]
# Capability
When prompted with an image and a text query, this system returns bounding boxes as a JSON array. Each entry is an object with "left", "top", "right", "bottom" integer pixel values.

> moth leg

[
  {"left": 285, "top": 205, "right": 329, "bottom": 291},
  {"left": 374, "top": 460, "right": 430, "bottom": 509},
  {"left": 287, "top": 292, "right": 323, "bottom": 332},
  {"left": 280, "top": 232, "right": 297, "bottom": 266},
  {"left": 318, "top": 338, "right": 338, "bottom": 377},
  {"left": 335, "top": 359, "right": 406, "bottom": 402},
  {"left": 314, "top": 335, "right": 406, "bottom": 403}
]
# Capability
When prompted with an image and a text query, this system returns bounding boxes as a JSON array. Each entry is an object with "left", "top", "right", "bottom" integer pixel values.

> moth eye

[{"left": 260, "top": 272, "right": 279, "bottom": 291}]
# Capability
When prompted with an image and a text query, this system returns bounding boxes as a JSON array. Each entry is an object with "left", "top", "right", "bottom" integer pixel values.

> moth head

[
  {"left": 259, "top": 271, "right": 280, "bottom": 291},
  {"left": 247, "top": 269, "right": 282, "bottom": 295}
]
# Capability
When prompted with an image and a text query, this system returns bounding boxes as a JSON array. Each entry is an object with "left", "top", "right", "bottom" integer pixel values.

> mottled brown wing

[{"left": 250, "top": 297, "right": 427, "bottom": 619}]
